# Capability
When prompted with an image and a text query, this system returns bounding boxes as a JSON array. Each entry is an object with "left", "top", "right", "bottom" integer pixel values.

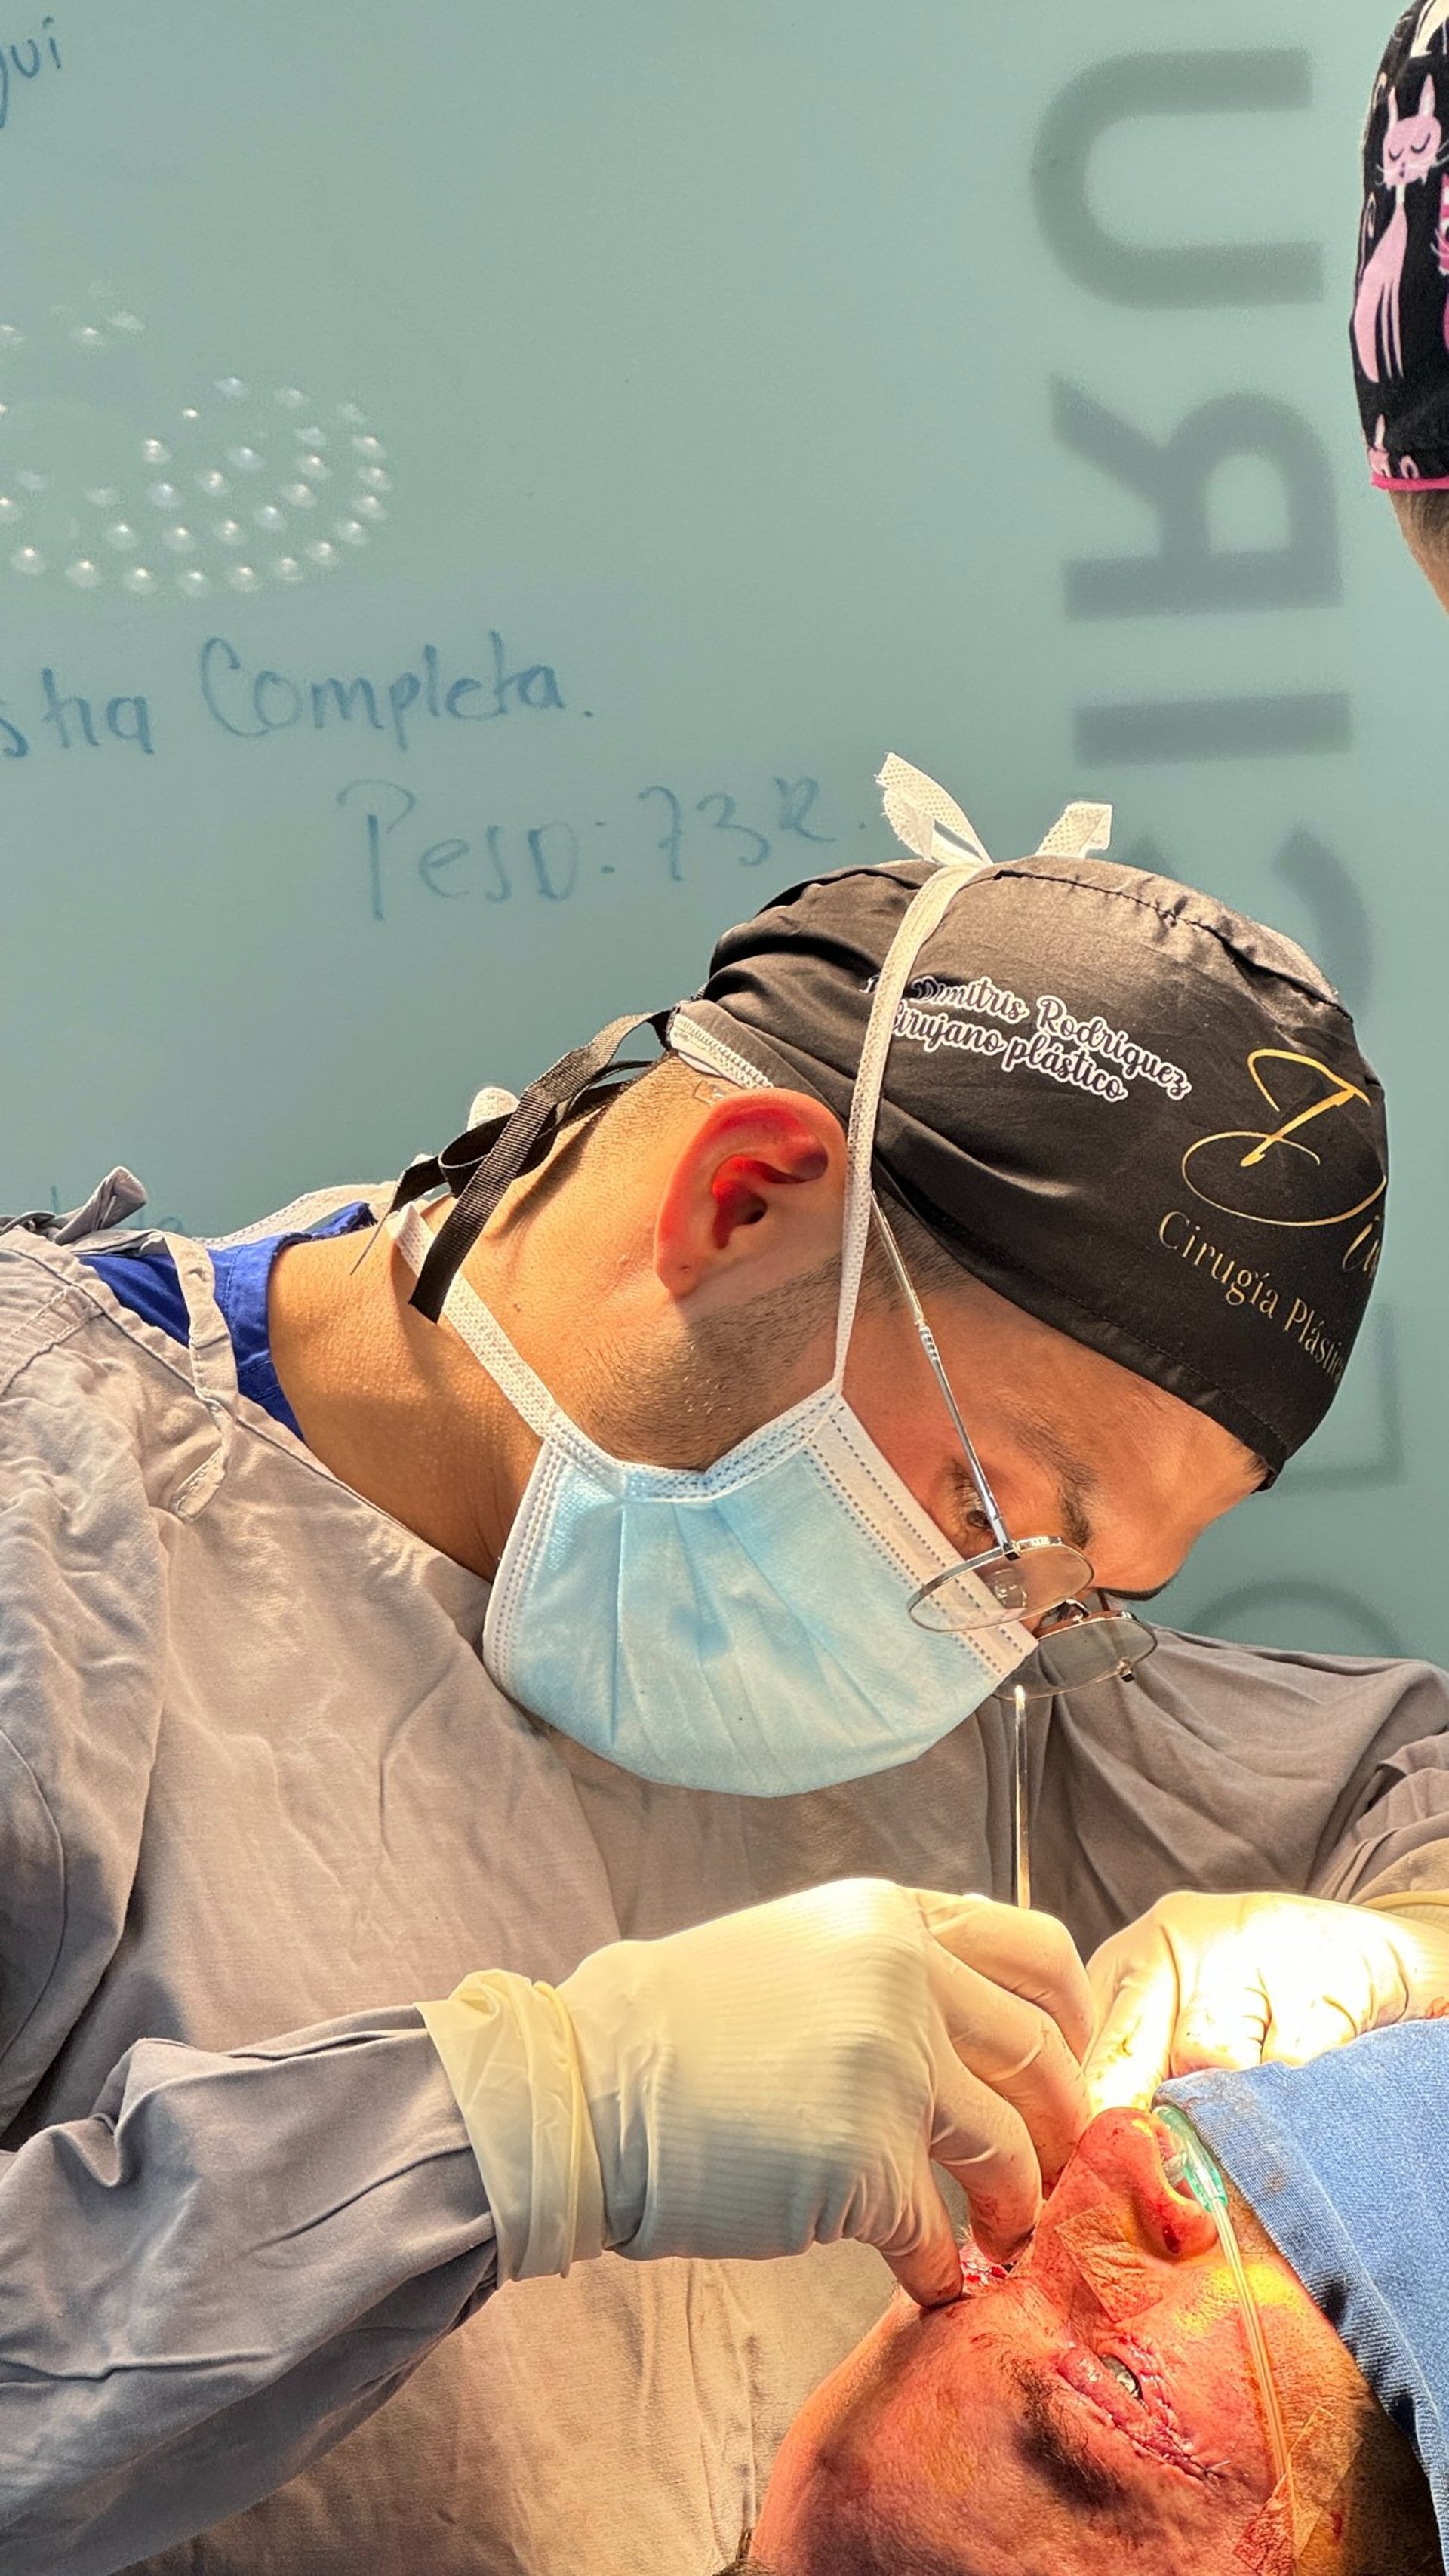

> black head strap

[{"left": 397, "top": 1011, "right": 671, "bottom": 1322}]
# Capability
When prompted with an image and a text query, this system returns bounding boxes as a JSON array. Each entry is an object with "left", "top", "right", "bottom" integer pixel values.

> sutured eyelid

[{"left": 1102, "top": 2353, "right": 1143, "bottom": 2402}]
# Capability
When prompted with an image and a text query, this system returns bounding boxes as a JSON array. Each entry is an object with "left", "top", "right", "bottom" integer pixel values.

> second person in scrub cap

[{"left": 1352, "top": 3, "right": 1449, "bottom": 596}]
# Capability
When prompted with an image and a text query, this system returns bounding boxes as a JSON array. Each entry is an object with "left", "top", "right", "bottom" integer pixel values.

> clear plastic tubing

[{"left": 1155, "top": 2105, "right": 1294, "bottom": 2509}]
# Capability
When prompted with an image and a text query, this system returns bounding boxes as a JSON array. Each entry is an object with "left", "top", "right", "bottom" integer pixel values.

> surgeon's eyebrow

[
  {"left": 1055, "top": 1473, "right": 1095, "bottom": 1559},
  {"left": 1000, "top": 1410, "right": 1098, "bottom": 1556}
]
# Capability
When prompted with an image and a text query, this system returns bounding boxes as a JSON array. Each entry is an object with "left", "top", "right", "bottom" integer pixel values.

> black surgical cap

[
  {"left": 685, "top": 857, "right": 1388, "bottom": 1477},
  {"left": 1353, "top": 5, "right": 1449, "bottom": 487}
]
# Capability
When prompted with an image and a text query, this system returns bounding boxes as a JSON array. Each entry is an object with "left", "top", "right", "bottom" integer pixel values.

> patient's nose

[{"left": 1069, "top": 2107, "right": 1219, "bottom": 2263}]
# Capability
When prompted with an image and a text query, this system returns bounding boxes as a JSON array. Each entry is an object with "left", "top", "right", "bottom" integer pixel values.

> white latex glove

[
  {"left": 1085, "top": 1889, "right": 1449, "bottom": 2113},
  {"left": 422, "top": 1879, "right": 1091, "bottom": 2309}
]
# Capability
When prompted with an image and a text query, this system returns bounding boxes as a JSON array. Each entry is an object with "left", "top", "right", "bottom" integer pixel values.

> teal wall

[{"left": 0, "top": 3, "right": 1437, "bottom": 1660}]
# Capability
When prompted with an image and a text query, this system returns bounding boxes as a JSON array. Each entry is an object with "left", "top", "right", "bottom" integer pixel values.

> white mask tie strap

[
  {"left": 832, "top": 859, "right": 982, "bottom": 1387},
  {"left": 877, "top": 755, "right": 995, "bottom": 869},
  {"left": 834, "top": 761, "right": 1113, "bottom": 1388},
  {"left": 389, "top": 1202, "right": 558, "bottom": 1442}
]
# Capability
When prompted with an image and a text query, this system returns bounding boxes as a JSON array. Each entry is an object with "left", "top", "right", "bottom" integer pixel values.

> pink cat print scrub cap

[{"left": 1354, "top": 5, "right": 1449, "bottom": 486}]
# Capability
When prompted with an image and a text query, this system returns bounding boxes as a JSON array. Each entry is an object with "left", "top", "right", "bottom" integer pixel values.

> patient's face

[{"left": 752, "top": 2110, "right": 1367, "bottom": 2576}]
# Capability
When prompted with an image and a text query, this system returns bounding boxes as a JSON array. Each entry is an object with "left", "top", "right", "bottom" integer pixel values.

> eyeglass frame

[{"left": 869, "top": 1199, "right": 1155, "bottom": 1687}]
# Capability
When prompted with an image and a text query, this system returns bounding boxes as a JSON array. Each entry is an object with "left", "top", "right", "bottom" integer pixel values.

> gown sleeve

[
  {"left": 0, "top": 1254, "right": 501, "bottom": 2572},
  {"left": 0, "top": 2008, "right": 498, "bottom": 2574},
  {"left": 1312, "top": 1706, "right": 1449, "bottom": 1907}
]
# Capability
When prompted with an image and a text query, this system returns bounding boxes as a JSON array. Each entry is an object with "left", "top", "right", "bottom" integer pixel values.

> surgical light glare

[
  {"left": 122, "top": 564, "right": 157, "bottom": 594},
  {"left": 65, "top": 558, "right": 102, "bottom": 588},
  {"left": 11, "top": 545, "right": 44, "bottom": 574}
]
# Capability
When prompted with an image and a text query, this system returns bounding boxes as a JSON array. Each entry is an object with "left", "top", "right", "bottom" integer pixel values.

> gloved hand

[
  {"left": 1084, "top": 1889, "right": 1449, "bottom": 2113},
  {"left": 421, "top": 1879, "right": 1091, "bottom": 2309}
]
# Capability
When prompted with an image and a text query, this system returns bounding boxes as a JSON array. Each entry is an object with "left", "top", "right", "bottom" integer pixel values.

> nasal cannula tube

[
  {"left": 1155, "top": 2105, "right": 1295, "bottom": 2513},
  {"left": 1011, "top": 1683, "right": 1032, "bottom": 1911}
]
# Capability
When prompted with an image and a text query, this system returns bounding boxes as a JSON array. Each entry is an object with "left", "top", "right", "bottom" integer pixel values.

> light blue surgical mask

[
  {"left": 393, "top": 1196, "right": 1030, "bottom": 1795},
  {"left": 389, "top": 854, "right": 1040, "bottom": 1796}
]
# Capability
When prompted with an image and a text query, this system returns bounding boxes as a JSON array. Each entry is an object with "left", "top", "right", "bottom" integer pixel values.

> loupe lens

[
  {"left": 909, "top": 1538, "right": 1095, "bottom": 1634},
  {"left": 1013, "top": 1607, "right": 1158, "bottom": 1700}
]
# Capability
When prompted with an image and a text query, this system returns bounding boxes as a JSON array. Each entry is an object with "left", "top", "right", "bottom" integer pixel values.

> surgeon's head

[
  {"left": 478, "top": 1054, "right": 1265, "bottom": 1610},
  {"left": 411, "top": 847, "right": 1383, "bottom": 1603},
  {"left": 746, "top": 2108, "right": 1438, "bottom": 2576}
]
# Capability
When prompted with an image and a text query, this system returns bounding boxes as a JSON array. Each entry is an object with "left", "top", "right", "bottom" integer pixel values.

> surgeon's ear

[{"left": 654, "top": 1090, "right": 848, "bottom": 1306}]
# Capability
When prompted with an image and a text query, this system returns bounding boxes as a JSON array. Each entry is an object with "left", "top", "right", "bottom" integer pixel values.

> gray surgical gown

[{"left": 0, "top": 1199, "right": 1447, "bottom": 2576}]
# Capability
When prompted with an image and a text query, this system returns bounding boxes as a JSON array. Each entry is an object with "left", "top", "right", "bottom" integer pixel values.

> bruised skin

[{"left": 752, "top": 2110, "right": 1377, "bottom": 2576}]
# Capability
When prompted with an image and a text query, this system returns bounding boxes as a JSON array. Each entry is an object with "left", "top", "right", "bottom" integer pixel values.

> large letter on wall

[
  {"left": 1054, "top": 383, "right": 1340, "bottom": 615},
  {"left": 1032, "top": 53, "right": 1322, "bottom": 308}
]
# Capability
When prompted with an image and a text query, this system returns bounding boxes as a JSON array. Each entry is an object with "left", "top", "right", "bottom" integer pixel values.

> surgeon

[
  {"left": 4, "top": 785, "right": 1449, "bottom": 2576},
  {"left": 1352, "top": 5, "right": 1449, "bottom": 594},
  {"left": 744, "top": 2019, "right": 1449, "bottom": 2576}
]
